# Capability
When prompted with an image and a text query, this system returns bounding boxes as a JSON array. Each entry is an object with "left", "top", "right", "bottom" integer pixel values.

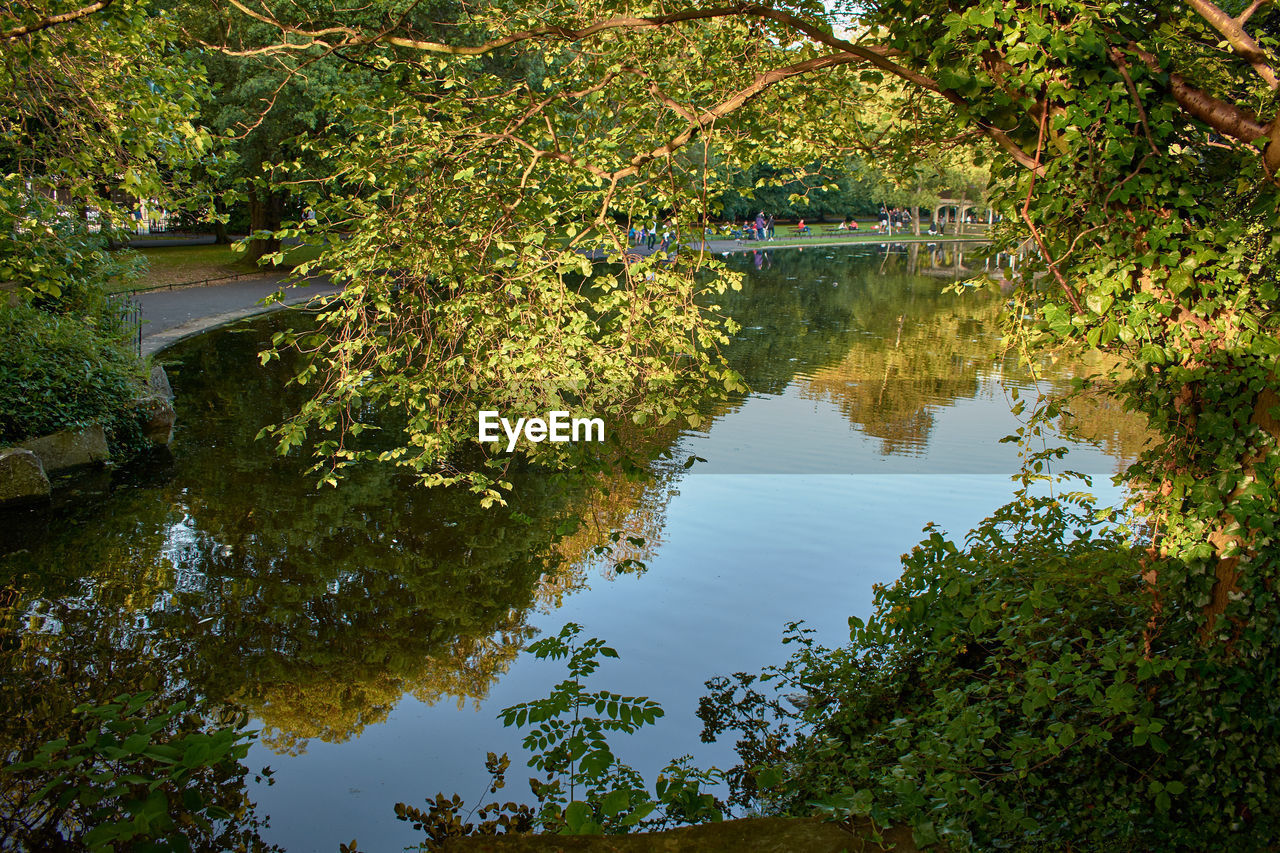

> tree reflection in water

[{"left": 0, "top": 245, "right": 1147, "bottom": 846}]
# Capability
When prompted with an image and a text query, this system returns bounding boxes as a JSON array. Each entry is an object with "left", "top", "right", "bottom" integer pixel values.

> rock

[
  {"left": 18, "top": 425, "right": 110, "bottom": 472},
  {"left": 138, "top": 396, "right": 176, "bottom": 445},
  {"left": 136, "top": 365, "right": 177, "bottom": 446},
  {"left": 0, "top": 449, "right": 51, "bottom": 507},
  {"left": 148, "top": 364, "right": 173, "bottom": 400}
]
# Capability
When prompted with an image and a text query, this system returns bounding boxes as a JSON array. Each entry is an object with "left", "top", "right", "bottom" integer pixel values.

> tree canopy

[{"left": 6, "top": 0, "right": 1280, "bottom": 845}]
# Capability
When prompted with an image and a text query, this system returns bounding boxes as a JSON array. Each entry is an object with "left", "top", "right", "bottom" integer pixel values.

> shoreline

[
  {"left": 136, "top": 236, "right": 990, "bottom": 356},
  {"left": 697, "top": 234, "right": 988, "bottom": 254}
]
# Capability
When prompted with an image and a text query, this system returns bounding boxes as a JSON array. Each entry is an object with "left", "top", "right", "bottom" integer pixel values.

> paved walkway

[
  {"left": 135, "top": 233, "right": 984, "bottom": 356},
  {"left": 138, "top": 274, "right": 341, "bottom": 356}
]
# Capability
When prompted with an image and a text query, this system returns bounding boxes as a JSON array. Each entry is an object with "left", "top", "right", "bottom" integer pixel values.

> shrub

[
  {"left": 0, "top": 301, "right": 144, "bottom": 448},
  {"left": 701, "top": 496, "right": 1280, "bottom": 850}
]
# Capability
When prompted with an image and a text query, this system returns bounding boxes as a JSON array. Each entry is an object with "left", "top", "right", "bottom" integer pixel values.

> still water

[{"left": 0, "top": 243, "right": 1142, "bottom": 850}]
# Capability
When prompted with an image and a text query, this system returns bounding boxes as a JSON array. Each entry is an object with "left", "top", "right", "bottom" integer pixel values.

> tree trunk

[
  {"left": 247, "top": 188, "right": 283, "bottom": 262},
  {"left": 912, "top": 177, "right": 922, "bottom": 236},
  {"left": 211, "top": 198, "right": 231, "bottom": 245}
]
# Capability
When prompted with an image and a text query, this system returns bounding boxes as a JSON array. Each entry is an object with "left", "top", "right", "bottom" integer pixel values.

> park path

[
  {"left": 136, "top": 233, "right": 982, "bottom": 355},
  {"left": 138, "top": 274, "right": 341, "bottom": 356}
]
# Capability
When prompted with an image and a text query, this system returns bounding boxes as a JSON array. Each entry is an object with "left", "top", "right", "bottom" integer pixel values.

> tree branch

[
  {"left": 479, "top": 52, "right": 860, "bottom": 184},
  {"left": 214, "top": 2, "right": 1047, "bottom": 175},
  {"left": 2, "top": 0, "right": 113, "bottom": 41},
  {"left": 1235, "top": 0, "right": 1271, "bottom": 25},
  {"left": 1186, "top": 0, "right": 1278, "bottom": 90},
  {"left": 1133, "top": 46, "right": 1269, "bottom": 141}
]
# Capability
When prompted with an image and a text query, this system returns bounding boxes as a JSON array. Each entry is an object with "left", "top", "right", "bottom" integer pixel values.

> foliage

[
  {"left": 500, "top": 623, "right": 668, "bottom": 831},
  {"left": 715, "top": 158, "right": 884, "bottom": 221},
  {"left": 700, "top": 494, "right": 1280, "bottom": 849},
  {"left": 0, "top": 0, "right": 212, "bottom": 269},
  {"left": 205, "top": 5, "right": 1280, "bottom": 844},
  {"left": 2, "top": 692, "right": 277, "bottom": 852},
  {"left": 377, "top": 624, "right": 724, "bottom": 852},
  {"left": 0, "top": 0, "right": 210, "bottom": 449},
  {"left": 0, "top": 296, "right": 144, "bottom": 447},
  {"left": 206, "top": 0, "right": 1280, "bottom": 617}
]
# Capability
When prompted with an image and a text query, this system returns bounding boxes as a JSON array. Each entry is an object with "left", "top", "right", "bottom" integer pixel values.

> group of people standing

[
  {"left": 629, "top": 222, "right": 674, "bottom": 251},
  {"left": 880, "top": 207, "right": 912, "bottom": 230}
]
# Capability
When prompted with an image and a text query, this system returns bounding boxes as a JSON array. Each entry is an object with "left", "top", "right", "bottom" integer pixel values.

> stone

[
  {"left": 0, "top": 449, "right": 51, "bottom": 507},
  {"left": 138, "top": 396, "right": 176, "bottom": 446},
  {"left": 18, "top": 425, "right": 110, "bottom": 472},
  {"left": 148, "top": 364, "right": 173, "bottom": 400},
  {"left": 136, "top": 365, "right": 177, "bottom": 445}
]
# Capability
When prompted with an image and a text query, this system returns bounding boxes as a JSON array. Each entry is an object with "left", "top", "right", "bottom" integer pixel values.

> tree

[
  {"left": 0, "top": 1, "right": 212, "bottom": 449},
  {"left": 0, "top": 0, "right": 211, "bottom": 255},
  {"left": 204, "top": 0, "right": 1280, "bottom": 842},
  {"left": 214, "top": 0, "right": 1280, "bottom": 638}
]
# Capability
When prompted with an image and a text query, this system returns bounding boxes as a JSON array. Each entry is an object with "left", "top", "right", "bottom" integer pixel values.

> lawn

[{"left": 107, "top": 243, "right": 323, "bottom": 292}]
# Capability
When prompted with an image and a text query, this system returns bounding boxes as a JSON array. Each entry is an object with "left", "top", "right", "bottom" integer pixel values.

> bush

[
  {"left": 0, "top": 301, "right": 145, "bottom": 448},
  {"left": 701, "top": 496, "right": 1280, "bottom": 850}
]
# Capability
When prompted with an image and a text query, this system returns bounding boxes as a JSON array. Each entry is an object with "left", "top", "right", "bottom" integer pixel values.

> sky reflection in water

[{"left": 0, "top": 243, "right": 1143, "bottom": 852}]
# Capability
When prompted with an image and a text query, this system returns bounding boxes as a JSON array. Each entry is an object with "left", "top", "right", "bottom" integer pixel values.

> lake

[{"left": 0, "top": 242, "right": 1142, "bottom": 851}]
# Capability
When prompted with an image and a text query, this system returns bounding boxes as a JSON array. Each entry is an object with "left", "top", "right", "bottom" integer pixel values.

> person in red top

[{"left": 797, "top": 218, "right": 810, "bottom": 235}]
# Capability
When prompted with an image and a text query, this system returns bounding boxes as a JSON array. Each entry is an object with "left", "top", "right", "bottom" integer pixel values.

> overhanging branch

[
  {"left": 2, "top": 0, "right": 114, "bottom": 41},
  {"left": 1186, "top": 0, "right": 1278, "bottom": 90}
]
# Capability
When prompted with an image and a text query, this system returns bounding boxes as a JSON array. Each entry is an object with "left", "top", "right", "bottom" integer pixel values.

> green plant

[
  {"left": 380, "top": 624, "right": 724, "bottom": 851},
  {"left": 0, "top": 300, "right": 146, "bottom": 448},
  {"left": 3, "top": 692, "right": 277, "bottom": 852},
  {"left": 700, "top": 494, "right": 1280, "bottom": 850}
]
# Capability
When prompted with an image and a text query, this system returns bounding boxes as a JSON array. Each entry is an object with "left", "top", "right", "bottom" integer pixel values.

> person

[
  {"left": 647, "top": 224, "right": 657, "bottom": 250},
  {"left": 797, "top": 218, "right": 810, "bottom": 235},
  {"left": 755, "top": 211, "right": 767, "bottom": 241},
  {"left": 766, "top": 214, "right": 775, "bottom": 239},
  {"left": 849, "top": 218, "right": 859, "bottom": 231}
]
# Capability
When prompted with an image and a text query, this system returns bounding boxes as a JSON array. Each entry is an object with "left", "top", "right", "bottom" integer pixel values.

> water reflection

[{"left": 0, "top": 244, "right": 1146, "bottom": 848}]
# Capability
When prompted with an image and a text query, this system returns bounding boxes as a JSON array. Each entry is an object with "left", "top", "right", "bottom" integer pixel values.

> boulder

[
  {"left": 18, "top": 425, "right": 109, "bottom": 472},
  {"left": 148, "top": 364, "right": 173, "bottom": 400},
  {"left": 0, "top": 448, "right": 51, "bottom": 507},
  {"left": 138, "top": 396, "right": 176, "bottom": 445},
  {"left": 136, "top": 365, "right": 176, "bottom": 446}
]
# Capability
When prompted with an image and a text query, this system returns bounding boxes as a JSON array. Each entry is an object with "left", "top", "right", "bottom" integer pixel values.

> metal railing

[
  {"left": 109, "top": 293, "right": 143, "bottom": 358},
  {"left": 117, "top": 270, "right": 265, "bottom": 297}
]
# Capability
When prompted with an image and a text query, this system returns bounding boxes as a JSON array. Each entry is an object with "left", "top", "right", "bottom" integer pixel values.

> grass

[{"left": 107, "top": 242, "right": 324, "bottom": 293}]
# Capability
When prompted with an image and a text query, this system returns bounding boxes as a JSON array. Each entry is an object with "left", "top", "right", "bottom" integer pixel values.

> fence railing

[
  {"left": 117, "top": 270, "right": 264, "bottom": 297},
  {"left": 109, "top": 293, "right": 143, "bottom": 358}
]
